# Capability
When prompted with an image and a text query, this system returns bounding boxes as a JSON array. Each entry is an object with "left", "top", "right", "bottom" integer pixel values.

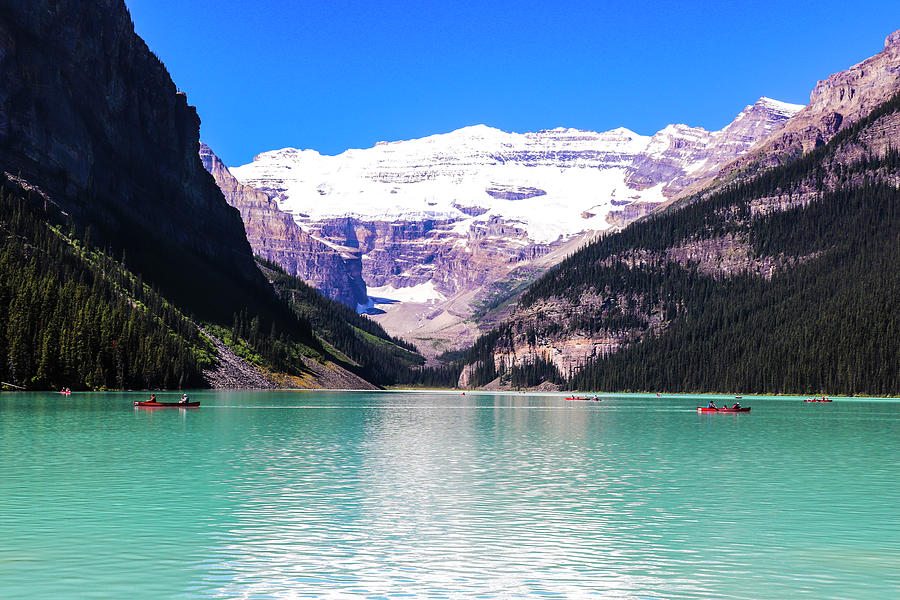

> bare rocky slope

[
  {"left": 200, "top": 143, "right": 367, "bottom": 308},
  {"left": 677, "top": 28, "right": 900, "bottom": 200}
]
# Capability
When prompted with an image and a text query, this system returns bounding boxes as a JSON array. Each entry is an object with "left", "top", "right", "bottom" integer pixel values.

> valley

[
  {"left": 1, "top": 0, "right": 897, "bottom": 396},
  {"left": 223, "top": 98, "right": 801, "bottom": 355}
]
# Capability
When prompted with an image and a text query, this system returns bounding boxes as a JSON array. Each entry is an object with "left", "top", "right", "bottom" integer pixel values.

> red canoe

[
  {"left": 566, "top": 397, "right": 602, "bottom": 401},
  {"left": 696, "top": 407, "right": 750, "bottom": 413},
  {"left": 134, "top": 401, "right": 200, "bottom": 408}
]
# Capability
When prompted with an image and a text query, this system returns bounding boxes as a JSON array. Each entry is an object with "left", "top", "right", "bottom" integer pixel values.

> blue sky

[{"left": 125, "top": 0, "right": 899, "bottom": 166}]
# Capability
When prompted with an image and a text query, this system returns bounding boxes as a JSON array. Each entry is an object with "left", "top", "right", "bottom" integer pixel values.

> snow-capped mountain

[
  {"left": 232, "top": 97, "right": 801, "bottom": 244},
  {"left": 229, "top": 97, "right": 802, "bottom": 356}
]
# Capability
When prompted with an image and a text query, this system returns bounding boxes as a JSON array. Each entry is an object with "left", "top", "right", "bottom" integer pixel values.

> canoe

[
  {"left": 696, "top": 407, "right": 750, "bottom": 413},
  {"left": 566, "top": 397, "right": 601, "bottom": 401},
  {"left": 134, "top": 401, "right": 199, "bottom": 408}
]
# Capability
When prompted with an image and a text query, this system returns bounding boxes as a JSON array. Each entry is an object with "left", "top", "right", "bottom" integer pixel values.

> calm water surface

[{"left": 1, "top": 391, "right": 898, "bottom": 599}]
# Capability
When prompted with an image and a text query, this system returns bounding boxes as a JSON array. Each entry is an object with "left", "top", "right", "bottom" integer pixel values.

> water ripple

[{"left": 1, "top": 392, "right": 899, "bottom": 598}]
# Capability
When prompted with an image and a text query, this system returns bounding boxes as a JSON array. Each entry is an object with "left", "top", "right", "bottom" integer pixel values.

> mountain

[
  {"left": 0, "top": 0, "right": 273, "bottom": 325},
  {"left": 455, "top": 45, "right": 900, "bottom": 395},
  {"left": 229, "top": 98, "right": 801, "bottom": 356},
  {"left": 0, "top": 0, "right": 417, "bottom": 390},
  {"left": 199, "top": 143, "right": 368, "bottom": 308},
  {"left": 755, "top": 30, "right": 900, "bottom": 161},
  {"left": 680, "top": 29, "right": 900, "bottom": 199}
]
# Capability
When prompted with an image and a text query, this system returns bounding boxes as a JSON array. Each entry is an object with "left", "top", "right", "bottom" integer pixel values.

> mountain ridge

[
  {"left": 0, "top": 0, "right": 418, "bottom": 390},
  {"left": 229, "top": 97, "right": 801, "bottom": 356},
  {"left": 675, "top": 28, "right": 900, "bottom": 201}
]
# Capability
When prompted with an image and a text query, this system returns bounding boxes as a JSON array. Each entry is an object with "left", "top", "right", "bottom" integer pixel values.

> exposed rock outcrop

[
  {"left": 626, "top": 98, "right": 802, "bottom": 196},
  {"left": 200, "top": 144, "right": 367, "bottom": 307},
  {"left": 690, "top": 28, "right": 900, "bottom": 193}
]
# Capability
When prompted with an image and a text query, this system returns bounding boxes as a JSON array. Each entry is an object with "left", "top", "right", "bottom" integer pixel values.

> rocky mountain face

[
  {"left": 230, "top": 99, "right": 800, "bottom": 355},
  {"left": 199, "top": 144, "right": 367, "bottom": 307},
  {"left": 688, "top": 28, "right": 900, "bottom": 195},
  {"left": 0, "top": 0, "right": 270, "bottom": 323},
  {"left": 627, "top": 98, "right": 802, "bottom": 197},
  {"left": 769, "top": 30, "right": 900, "bottom": 155}
]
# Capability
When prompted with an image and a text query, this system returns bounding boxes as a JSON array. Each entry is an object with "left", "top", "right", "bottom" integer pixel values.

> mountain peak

[
  {"left": 886, "top": 29, "right": 900, "bottom": 49},
  {"left": 451, "top": 124, "right": 505, "bottom": 136},
  {"left": 755, "top": 97, "right": 805, "bottom": 116}
]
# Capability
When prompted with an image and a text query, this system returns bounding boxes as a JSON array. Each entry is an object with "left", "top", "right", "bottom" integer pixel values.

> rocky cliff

[
  {"left": 0, "top": 0, "right": 272, "bottom": 323},
  {"left": 199, "top": 143, "right": 367, "bottom": 307},
  {"left": 768, "top": 29, "right": 900, "bottom": 157},
  {"left": 687, "top": 28, "right": 900, "bottom": 195},
  {"left": 627, "top": 98, "right": 802, "bottom": 196}
]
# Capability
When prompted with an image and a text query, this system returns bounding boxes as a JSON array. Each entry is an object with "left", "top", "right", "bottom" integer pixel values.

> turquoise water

[{"left": 1, "top": 391, "right": 898, "bottom": 599}]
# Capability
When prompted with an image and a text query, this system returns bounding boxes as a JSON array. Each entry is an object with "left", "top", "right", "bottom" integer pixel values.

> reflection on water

[{"left": 1, "top": 391, "right": 899, "bottom": 599}]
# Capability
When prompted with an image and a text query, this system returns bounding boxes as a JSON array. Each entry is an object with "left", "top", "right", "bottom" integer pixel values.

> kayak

[
  {"left": 134, "top": 401, "right": 199, "bottom": 408},
  {"left": 697, "top": 407, "right": 750, "bottom": 413}
]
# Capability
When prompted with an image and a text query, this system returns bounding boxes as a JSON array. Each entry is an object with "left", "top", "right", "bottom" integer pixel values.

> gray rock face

[
  {"left": 303, "top": 215, "right": 551, "bottom": 299},
  {"left": 0, "top": 0, "right": 268, "bottom": 323},
  {"left": 720, "top": 28, "right": 900, "bottom": 176},
  {"left": 627, "top": 98, "right": 802, "bottom": 196},
  {"left": 199, "top": 144, "right": 367, "bottom": 307}
]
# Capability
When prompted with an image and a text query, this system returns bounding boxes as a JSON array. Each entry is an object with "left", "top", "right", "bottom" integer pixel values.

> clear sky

[{"left": 125, "top": 0, "right": 899, "bottom": 166}]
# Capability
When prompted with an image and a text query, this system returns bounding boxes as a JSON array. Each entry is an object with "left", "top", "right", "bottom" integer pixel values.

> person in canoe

[
  {"left": 149, "top": 394, "right": 157, "bottom": 403},
  {"left": 732, "top": 401, "right": 741, "bottom": 409},
  {"left": 180, "top": 393, "right": 190, "bottom": 404},
  {"left": 706, "top": 400, "right": 717, "bottom": 409}
]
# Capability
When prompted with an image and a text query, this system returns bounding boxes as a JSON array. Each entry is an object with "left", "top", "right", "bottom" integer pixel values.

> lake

[{"left": 1, "top": 391, "right": 898, "bottom": 599}]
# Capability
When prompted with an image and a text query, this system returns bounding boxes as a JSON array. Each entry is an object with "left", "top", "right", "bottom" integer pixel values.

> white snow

[
  {"left": 758, "top": 97, "right": 806, "bottom": 117},
  {"left": 367, "top": 281, "right": 446, "bottom": 304},
  {"left": 230, "top": 98, "right": 804, "bottom": 245}
]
